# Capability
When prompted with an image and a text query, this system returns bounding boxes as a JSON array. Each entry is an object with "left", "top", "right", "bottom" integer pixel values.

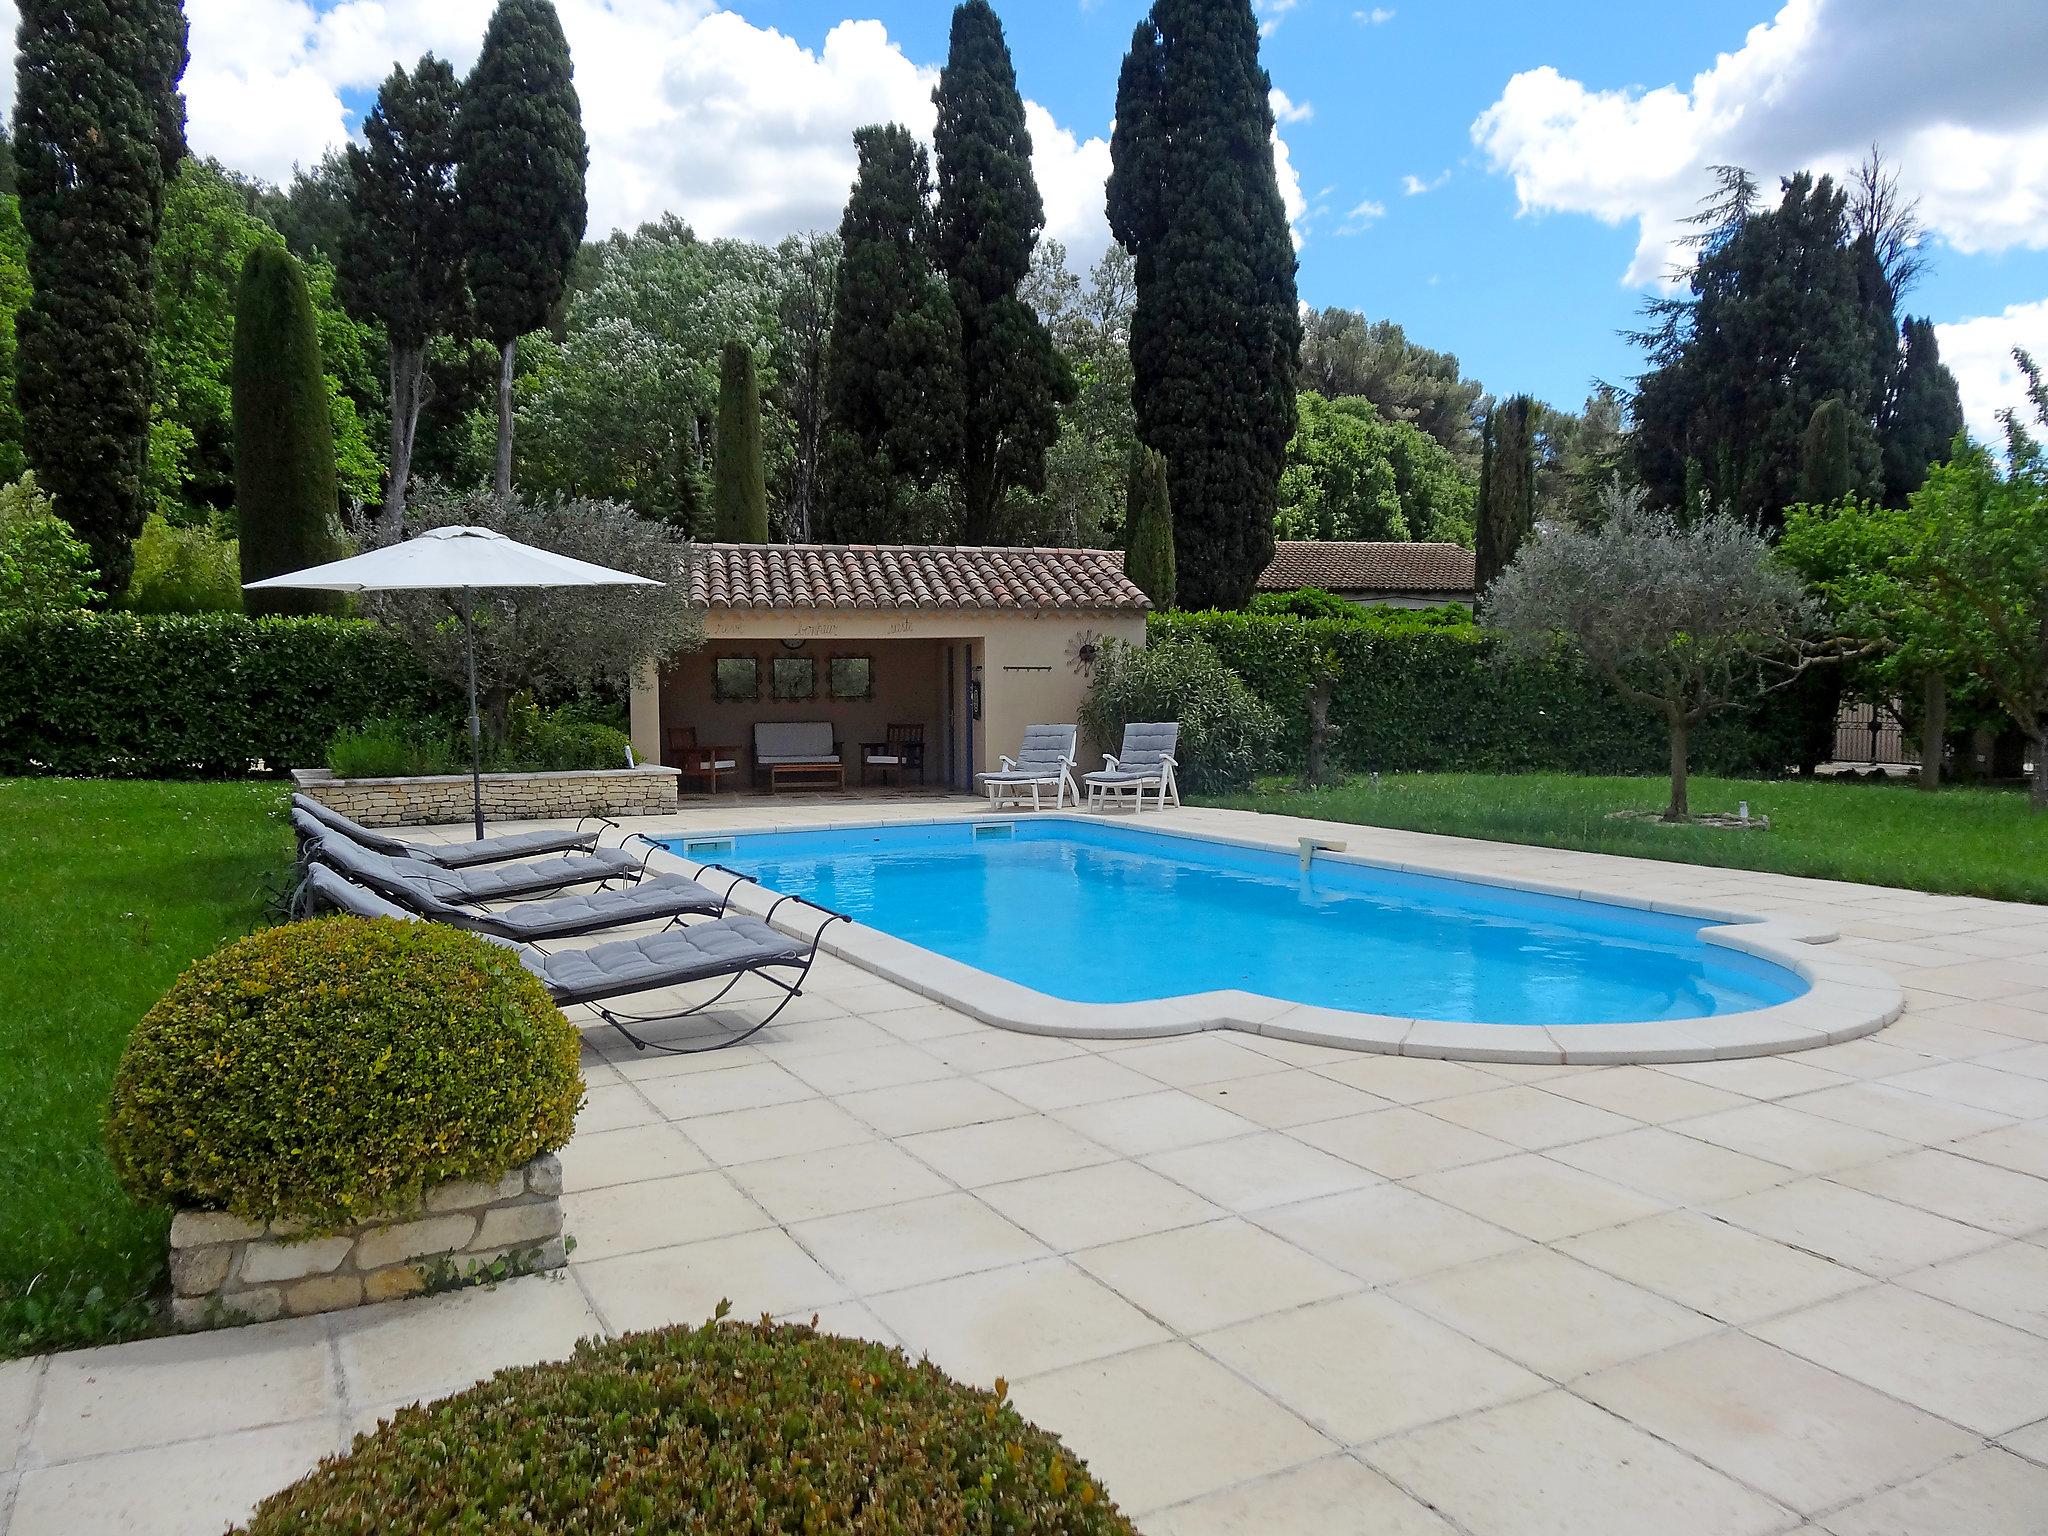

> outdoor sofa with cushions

[
  {"left": 299, "top": 862, "right": 846, "bottom": 1054},
  {"left": 976, "top": 724, "right": 1080, "bottom": 811},
  {"left": 753, "top": 721, "right": 844, "bottom": 790},
  {"left": 294, "top": 811, "right": 642, "bottom": 904},
  {"left": 292, "top": 794, "right": 614, "bottom": 868},
  {"left": 1084, "top": 722, "right": 1181, "bottom": 812},
  {"left": 296, "top": 817, "right": 751, "bottom": 943}
]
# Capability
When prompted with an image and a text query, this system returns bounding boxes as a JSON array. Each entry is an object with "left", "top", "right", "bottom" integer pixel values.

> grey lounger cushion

[
  {"left": 304, "top": 857, "right": 722, "bottom": 942},
  {"left": 300, "top": 815, "right": 639, "bottom": 903},
  {"left": 524, "top": 918, "right": 813, "bottom": 1007},
  {"left": 979, "top": 724, "right": 1077, "bottom": 783},
  {"left": 454, "top": 875, "right": 725, "bottom": 942},
  {"left": 300, "top": 863, "right": 425, "bottom": 924},
  {"left": 1084, "top": 721, "right": 1179, "bottom": 781},
  {"left": 291, "top": 794, "right": 602, "bottom": 868}
]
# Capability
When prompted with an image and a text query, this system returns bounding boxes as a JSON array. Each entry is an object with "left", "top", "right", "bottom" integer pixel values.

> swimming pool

[{"left": 662, "top": 818, "right": 1807, "bottom": 1027}]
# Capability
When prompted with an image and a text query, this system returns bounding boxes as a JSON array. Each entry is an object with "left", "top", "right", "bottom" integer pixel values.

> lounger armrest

[
  {"left": 999, "top": 754, "right": 1019, "bottom": 771},
  {"left": 1102, "top": 754, "right": 1120, "bottom": 771}
]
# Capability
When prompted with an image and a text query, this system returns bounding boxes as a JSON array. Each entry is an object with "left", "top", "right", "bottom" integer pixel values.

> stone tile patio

[{"left": 7, "top": 796, "right": 2048, "bottom": 1534}]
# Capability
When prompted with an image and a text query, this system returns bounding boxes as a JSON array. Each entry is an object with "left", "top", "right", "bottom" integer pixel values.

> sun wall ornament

[{"left": 1066, "top": 628, "right": 1103, "bottom": 677}]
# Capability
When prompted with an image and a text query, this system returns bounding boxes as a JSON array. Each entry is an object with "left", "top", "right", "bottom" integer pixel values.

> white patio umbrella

[{"left": 246, "top": 526, "right": 662, "bottom": 840}]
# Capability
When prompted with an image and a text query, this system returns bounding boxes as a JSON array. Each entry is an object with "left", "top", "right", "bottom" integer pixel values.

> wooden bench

[{"left": 754, "top": 722, "right": 844, "bottom": 793}]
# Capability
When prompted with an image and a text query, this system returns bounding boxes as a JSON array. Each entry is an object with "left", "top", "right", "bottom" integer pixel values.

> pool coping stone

[{"left": 637, "top": 811, "right": 1904, "bottom": 1066}]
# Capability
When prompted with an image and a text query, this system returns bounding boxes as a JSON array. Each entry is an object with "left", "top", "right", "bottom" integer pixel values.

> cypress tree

[
  {"left": 712, "top": 340, "right": 768, "bottom": 543},
  {"left": 1475, "top": 395, "right": 1536, "bottom": 596},
  {"left": 456, "top": 0, "right": 589, "bottom": 498},
  {"left": 932, "top": 0, "right": 1072, "bottom": 543},
  {"left": 1798, "top": 397, "right": 1855, "bottom": 506},
  {"left": 341, "top": 57, "right": 465, "bottom": 535},
  {"left": 1108, "top": 0, "right": 1300, "bottom": 610},
  {"left": 818, "top": 124, "right": 963, "bottom": 543},
  {"left": 1882, "top": 317, "right": 1965, "bottom": 503},
  {"left": 234, "top": 245, "right": 342, "bottom": 616},
  {"left": 13, "top": 0, "right": 189, "bottom": 598},
  {"left": 1123, "top": 447, "right": 1176, "bottom": 609}
]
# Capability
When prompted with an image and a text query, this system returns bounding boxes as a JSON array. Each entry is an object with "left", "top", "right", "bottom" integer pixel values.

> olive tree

[
  {"left": 349, "top": 485, "right": 703, "bottom": 738},
  {"left": 1488, "top": 488, "right": 1818, "bottom": 820}
]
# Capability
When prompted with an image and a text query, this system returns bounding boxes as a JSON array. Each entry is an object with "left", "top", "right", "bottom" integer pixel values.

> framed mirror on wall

[
  {"left": 713, "top": 656, "right": 759, "bottom": 702},
  {"left": 828, "top": 656, "right": 874, "bottom": 701},
  {"left": 772, "top": 654, "right": 817, "bottom": 701}
]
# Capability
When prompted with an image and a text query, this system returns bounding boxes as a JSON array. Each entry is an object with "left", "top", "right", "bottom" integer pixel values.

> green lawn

[
  {"left": 1, "top": 778, "right": 290, "bottom": 1358},
  {"left": 1201, "top": 772, "right": 2048, "bottom": 905}
]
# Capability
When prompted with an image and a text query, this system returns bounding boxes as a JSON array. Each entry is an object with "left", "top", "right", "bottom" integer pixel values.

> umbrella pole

[{"left": 463, "top": 588, "right": 484, "bottom": 841}]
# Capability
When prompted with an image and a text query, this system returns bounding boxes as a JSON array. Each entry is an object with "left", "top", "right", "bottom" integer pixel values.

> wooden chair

[
  {"left": 667, "top": 726, "right": 741, "bottom": 795},
  {"left": 862, "top": 724, "right": 926, "bottom": 787}
]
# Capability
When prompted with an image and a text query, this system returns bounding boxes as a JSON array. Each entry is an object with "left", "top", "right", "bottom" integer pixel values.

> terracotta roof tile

[
  {"left": 1257, "top": 541, "right": 1476, "bottom": 595},
  {"left": 689, "top": 543, "right": 1151, "bottom": 613}
]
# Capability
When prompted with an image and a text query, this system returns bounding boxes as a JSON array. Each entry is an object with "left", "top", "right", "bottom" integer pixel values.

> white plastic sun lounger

[
  {"left": 976, "top": 724, "right": 1080, "bottom": 811},
  {"left": 1084, "top": 722, "right": 1181, "bottom": 812}
]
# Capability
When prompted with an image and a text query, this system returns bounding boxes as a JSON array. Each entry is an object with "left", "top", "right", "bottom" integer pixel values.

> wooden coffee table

[{"left": 768, "top": 761, "right": 845, "bottom": 793}]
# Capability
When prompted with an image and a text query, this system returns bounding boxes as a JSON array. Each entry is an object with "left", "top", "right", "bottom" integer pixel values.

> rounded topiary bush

[
  {"left": 106, "top": 917, "right": 582, "bottom": 1230},
  {"left": 234, "top": 1314, "right": 1136, "bottom": 1534}
]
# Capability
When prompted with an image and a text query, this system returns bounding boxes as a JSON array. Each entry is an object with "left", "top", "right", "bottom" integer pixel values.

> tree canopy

[
  {"left": 343, "top": 55, "right": 466, "bottom": 532},
  {"left": 932, "top": 0, "right": 1070, "bottom": 543},
  {"left": 1276, "top": 393, "right": 1473, "bottom": 545},
  {"left": 1489, "top": 491, "right": 1818, "bottom": 820},
  {"left": 1476, "top": 395, "right": 1536, "bottom": 596},
  {"left": 456, "top": 0, "right": 589, "bottom": 496},
  {"left": 234, "top": 245, "right": 344, "bottom": 616},
  {"left": 819, "top": 124, "right": 963, "bottom": 543},
  {"left": 712, "top": 340, "right": 768, "bottom": 543},
  {"left": 1109, "top": 0, "right": 1300, "bottom": 610},
  {"left": 13, "top": 0, "right": 190, "bottom": 597},
  {"left": 1298, "top": 307, "right": 1485, "bottom": 470}
]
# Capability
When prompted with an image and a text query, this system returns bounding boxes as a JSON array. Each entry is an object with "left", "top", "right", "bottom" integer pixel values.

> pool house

[{"left": 629, "top": 542, "right": 1151, "bottom": 793}]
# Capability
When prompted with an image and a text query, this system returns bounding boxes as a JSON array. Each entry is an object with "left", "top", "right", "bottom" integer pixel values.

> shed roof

[
  {"left": 1257, "top": 541, "right": 1476, "bottom": 595},
  {"left": 689, "top": 543, "right": 1150, "bottom": 613}
]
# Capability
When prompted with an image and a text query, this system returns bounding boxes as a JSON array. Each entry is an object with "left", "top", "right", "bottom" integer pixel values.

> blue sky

[
  {"left": 758, "top": 0, "right": 2048, "bottom": 424},
  {"left": 8, "top": 0, "right": 2039, "bottom": 434}
]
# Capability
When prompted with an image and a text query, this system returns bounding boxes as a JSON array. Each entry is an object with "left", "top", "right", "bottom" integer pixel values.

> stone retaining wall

[
  {"left": 293, "top": 766, "right": 679, "bottom": 827},
  {"left": 168, "top": 1154, "right": 565, "bottom": 1328}
]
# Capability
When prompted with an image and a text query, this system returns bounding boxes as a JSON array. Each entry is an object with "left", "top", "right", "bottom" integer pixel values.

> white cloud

[
  {"left": 1026, "top": 100, "right": 1114, "bottom": 268},
  {"left": 1270, "top": 89, "right": 1313, "bottom": 126},
  {"left": 0, "top": 1, "right": 1307, "bottom": 272},
  {"left": 1257, "top": 0, "right": 1300, "bottom": 39},
  {"left": 1401, "top": 170, "right": 1449, "bottom": 196},
  {"left": 1937, "top": 300, "right": 2048, "bottom": 445},
  {"left": 1356, "top": 7, "right": 1395, "bottom": 23},
  {"left": 1471, "top": 0, "right": 2048, "bottom": 286},
  {"left": 1338, "top": 197, "right": 1385, "bottom": 235}
]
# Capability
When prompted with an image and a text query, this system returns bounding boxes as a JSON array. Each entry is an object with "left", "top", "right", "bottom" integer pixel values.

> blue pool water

[{"left": 662, "top": 821, "right": 1806, "bottom": 1026}]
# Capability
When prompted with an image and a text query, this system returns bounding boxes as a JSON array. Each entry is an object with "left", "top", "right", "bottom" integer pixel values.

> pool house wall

[{"left": 633, "top": 606, "right": 1147, "bottom": 791}]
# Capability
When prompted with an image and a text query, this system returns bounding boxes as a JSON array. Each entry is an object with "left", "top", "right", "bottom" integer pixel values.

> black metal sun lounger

[
  {"left": 294, "top": 832, "right": 752, "bottom": 943},
  {"left": 297, "top": 813, "right": 644, "bottom": 904},
  {"left": 292, "top": 793, "right": 616, "bottom": 869},
  {"left": 299, "top": 865, "right": 848, "bottom": 1053}
]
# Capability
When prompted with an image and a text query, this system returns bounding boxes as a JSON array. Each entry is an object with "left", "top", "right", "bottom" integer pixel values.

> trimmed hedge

[
  {"left": 0, "top": 611, "right": 451, "bottom": 777},
  {"left": 1155, "top": 610, "right": 1799, "bottom": 778},
  {"left": 235, "top": 1314, "right": 1137, "bottom": 1534},
  {"left": 106, "top": 917, "right": 583, "bottom": 1231}
]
